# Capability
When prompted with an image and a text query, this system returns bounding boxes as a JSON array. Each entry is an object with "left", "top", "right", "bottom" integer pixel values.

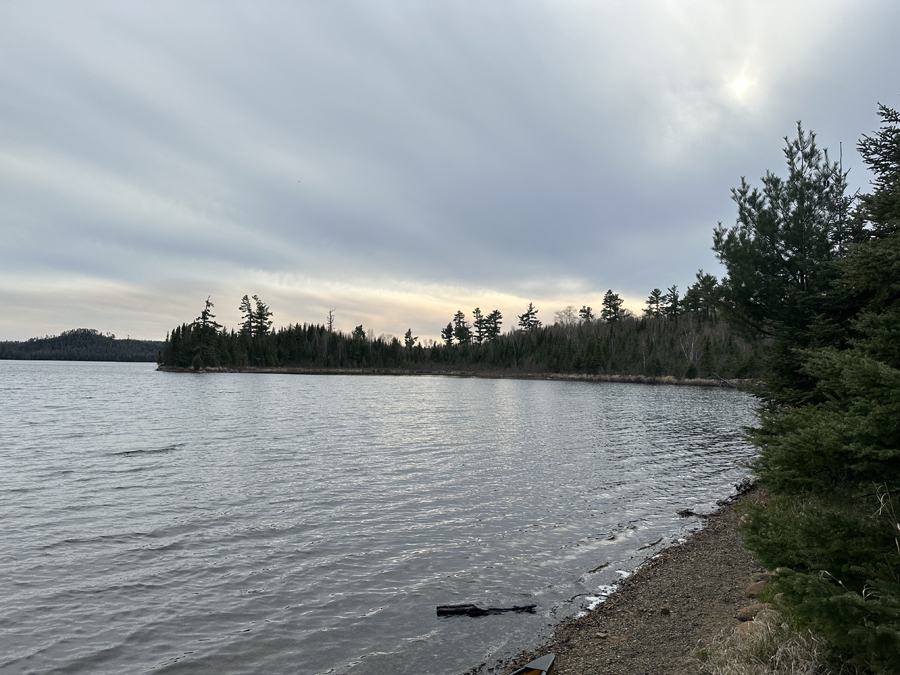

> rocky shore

[{"left": 486, "top": 487, "right": 767, "bottom": 675}]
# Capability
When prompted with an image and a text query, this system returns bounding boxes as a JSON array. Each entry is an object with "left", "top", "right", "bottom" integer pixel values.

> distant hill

[{"left": 0, "top": 328, "right": 164, "bottom": 362}]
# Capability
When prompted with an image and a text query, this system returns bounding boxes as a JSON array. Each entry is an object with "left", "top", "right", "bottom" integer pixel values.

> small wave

[{"left": 113, "top": 444, "right": 182, "bottom": 457}]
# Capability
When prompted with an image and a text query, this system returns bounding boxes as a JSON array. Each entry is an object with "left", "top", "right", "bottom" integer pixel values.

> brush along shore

[{"left": 156, "top": 364, "right": 757, "bottom": 389}]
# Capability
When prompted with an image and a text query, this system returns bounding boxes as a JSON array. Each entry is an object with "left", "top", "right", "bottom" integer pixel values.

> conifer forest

[{"left": 158, "top": 282, "right": 761, "bottom": 381}]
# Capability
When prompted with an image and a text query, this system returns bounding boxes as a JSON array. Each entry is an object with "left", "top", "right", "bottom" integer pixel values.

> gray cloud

[{"left": 1, "top": 1, "right": 898, "bottom": 340}]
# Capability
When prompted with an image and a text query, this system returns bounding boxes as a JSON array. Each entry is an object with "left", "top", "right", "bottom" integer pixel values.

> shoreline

[
  {"left": 480, "top": 485, "right": 764, "bottom": 675},
  {"left": 156, "top": 365, "right": 757, "bottom": 389}
]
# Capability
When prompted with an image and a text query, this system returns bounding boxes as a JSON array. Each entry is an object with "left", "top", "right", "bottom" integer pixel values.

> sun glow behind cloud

[{"left": 730, "top": 75, "right": 751, "bottom": 97}]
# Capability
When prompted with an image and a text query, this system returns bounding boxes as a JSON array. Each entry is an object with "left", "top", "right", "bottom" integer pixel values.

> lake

[{"left": 0, "top": 361, "right": 757, "bottom": 674}]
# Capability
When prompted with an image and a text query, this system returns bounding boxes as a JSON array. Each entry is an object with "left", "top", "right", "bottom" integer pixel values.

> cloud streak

[{"left": 1, "top": 1, "right": 898, "bottom": 340}]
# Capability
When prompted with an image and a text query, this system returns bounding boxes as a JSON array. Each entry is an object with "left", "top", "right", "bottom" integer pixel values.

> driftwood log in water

[{"left": 436, "top": 603, "right": 537, "bottom": 617}]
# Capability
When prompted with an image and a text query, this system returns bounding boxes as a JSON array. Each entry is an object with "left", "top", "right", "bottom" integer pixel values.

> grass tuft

[{"left": 698, "top": 621, "right": 831, "bottom": 675}]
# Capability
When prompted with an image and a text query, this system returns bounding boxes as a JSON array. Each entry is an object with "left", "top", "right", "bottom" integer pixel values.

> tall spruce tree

[
  {"left": 252, "top": 296, "right": 273, "bottom": 337},
  {"left": 713, "top": 123, "right": 862, "bottom": 405}
]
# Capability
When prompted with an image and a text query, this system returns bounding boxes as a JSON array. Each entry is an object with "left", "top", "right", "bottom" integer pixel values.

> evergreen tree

[
  {"left": 643, "top": 289, "right": 663, "bottom": 317},
  {"left": 517, "top": 302, "right": 541, "bottom": 330},
  {"left": 239, "top": 295, "right": 254, "bottom": 335},
  {"left": 663, "top": 285, "right": 679, "bottom": 318},
  {"left": 404, "top": 328, "right": 417, "bottom": 350},
  {"left": 579, "top": 305, "right": 594, "bottom": 323},
  {"left": 472, "top": 308, "right": 486, "bottom": 344},
  {"left": 600, "top": 290, "right": 623, "bottom": 322},
  {"left": 252, "top": 295, "right": 273, "bottom": 337},
  {"left": 713, "top": 123, "right": 862, "bottom": 404},
  {"left": 735, "top": 107, "right": 900, "bottom": 670},
  {"left": 857, "top": 103, "right": 900, "bottom": 236},
  {"left": 440, "top": 322, "right": 454, "bottom": 346},
  {"left": 682, "top": 270, "right": 719, "bottom": 321},
  {"left": 238, "top": 294, "right": 273, "bottom": 337},
  {"left": 193, "top": 296, "right": 222, "bottom": 368},
  {"left": 484, "top": 309, "right": 503, "bottom": 340},
  {"left": 453, "top": 310, "right": 471, "bottom": 345}
]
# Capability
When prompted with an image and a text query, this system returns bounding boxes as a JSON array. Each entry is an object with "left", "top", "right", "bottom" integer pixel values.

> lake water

[{"left": 0, "top": 361, "right": 757, "bottom": 674}]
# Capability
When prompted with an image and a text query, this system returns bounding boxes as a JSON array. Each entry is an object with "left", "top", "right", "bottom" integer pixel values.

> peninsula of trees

[
  {"left": 157, "top": 283, "right": 762, "bottom": 381},
  {"left": 0, "top": 328, "right": 163, "bottom": 362}
]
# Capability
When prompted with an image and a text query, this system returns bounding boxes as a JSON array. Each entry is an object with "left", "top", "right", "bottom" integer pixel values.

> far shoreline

[{"left": 156, "top": 365, "right": 758, "bottom": 389}]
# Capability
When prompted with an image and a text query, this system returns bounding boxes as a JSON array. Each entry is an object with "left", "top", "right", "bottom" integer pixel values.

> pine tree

[
  {"left": 682, "top": 270, "right": 719, "bottom": 321},
  {"left": 239, "top": 295, "right": 254, "bottom": 335},
  {"left": 643, "top": 289, "right": 663, "bottom": 317},
  {"left": 453, "top": 310, "right": 471, "bottom": 344},
  {"left": 663, "top": 285, "right": 679, "bottom": 318},
  {"left": 472, "top": 308, "right": 486, "bottom": 344},
  {"left": 600, "top": 290, "right": 623, "bottom": 322},
  {"left": 193, "top": 296, "right": 222, "bottom": 368},
  {"left": 517, "top": 303, "right": 541, "bottom": 330},
  {"left": 485, "top": 310, "right": 503, "bottom": 340}
]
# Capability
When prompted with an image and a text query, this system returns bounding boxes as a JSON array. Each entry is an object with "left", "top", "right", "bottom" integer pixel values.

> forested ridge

[{"left": 0, "top": 328, "right": 163, "bottom": 362}]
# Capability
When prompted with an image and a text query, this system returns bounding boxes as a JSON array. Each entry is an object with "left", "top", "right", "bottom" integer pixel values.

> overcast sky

[{"left": 2, "top": 1, "right": 898, "bottom": 342}]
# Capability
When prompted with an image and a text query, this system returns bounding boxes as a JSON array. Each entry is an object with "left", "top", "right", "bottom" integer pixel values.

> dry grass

[{"left": 698, "top": 621, "right": 832, "bottom": 675}]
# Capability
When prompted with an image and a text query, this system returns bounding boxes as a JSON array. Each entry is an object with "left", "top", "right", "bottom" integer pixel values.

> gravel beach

[{"left": 487, "top": 486, "right": 765, "bottom": 675}]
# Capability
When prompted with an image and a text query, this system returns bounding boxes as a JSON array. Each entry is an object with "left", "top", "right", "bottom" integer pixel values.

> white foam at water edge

[{"left": 578, "top": 582, "right": 620, "bottom": 616}]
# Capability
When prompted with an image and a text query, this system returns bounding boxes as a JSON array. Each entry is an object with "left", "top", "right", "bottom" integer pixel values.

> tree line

[{"left": 158, "top": 280, "right": 761, "bottom": 380}]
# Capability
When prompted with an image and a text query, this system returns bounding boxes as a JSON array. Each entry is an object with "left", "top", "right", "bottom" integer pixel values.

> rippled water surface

[{"left": 0, "top": 361, "right": 757, "bottom": 674}]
